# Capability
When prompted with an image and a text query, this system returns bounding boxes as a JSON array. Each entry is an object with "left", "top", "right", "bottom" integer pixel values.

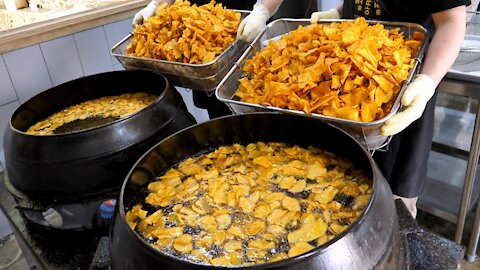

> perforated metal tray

[
  {"left": 111, "top": 10, "right": 250, "bottom": 92},
  {"left": 216, "top": 18, "right": 428, "bottom": 150}
]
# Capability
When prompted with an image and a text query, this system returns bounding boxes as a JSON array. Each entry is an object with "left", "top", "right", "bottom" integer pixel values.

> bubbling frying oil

[{"left": 126, "top": 142, "right": 372, "bottom": 266}]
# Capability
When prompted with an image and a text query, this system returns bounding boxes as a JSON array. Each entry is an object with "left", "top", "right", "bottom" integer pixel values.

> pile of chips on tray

[
  {"left": 126, "top": 0, "right": 241, "bottom": 64},
  {"left": 235, "top": 18, "right": 424, "bottom": 122}
]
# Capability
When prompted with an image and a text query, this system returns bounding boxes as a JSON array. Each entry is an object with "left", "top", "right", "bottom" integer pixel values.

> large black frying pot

[
  {"left": 3, "top": 70, "right": 196, "bottom": 201},
  {"left": 111, "top": 113, "right": 403, "bottom": 270}
]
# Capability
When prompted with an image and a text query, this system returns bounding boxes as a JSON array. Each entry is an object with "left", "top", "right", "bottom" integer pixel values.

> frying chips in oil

[{"left": 126, "top": 142, "right": 372, "bottom": 266}]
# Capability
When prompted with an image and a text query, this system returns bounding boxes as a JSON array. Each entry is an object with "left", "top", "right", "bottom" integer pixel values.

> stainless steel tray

[
  {"left": 216, "top": 19, "right": 428, "bottom": 151},
  {"left": 111, "top": 10, "right": 250, "bottom": 92}
]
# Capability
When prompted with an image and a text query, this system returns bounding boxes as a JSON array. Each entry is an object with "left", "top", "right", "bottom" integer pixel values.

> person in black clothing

[{"left": 311, "top": 0, "right": 470, "bottom": 218}]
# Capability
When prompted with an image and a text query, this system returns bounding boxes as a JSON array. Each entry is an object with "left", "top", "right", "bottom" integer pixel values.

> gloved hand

[
  {"left": 237, "top": 3, "right": 270, "bottom": 42},
  {"left": 310, "top": 8, "right": 341, "bottom": 23},
  {"left": 381, "top": 74, "right": 436, "bottom": 136},
  {"left": 132, "top": 0, "right": 165, "bottom": 27}
]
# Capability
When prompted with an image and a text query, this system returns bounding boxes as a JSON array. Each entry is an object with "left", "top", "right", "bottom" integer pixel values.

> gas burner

[{"left": 4, "top": 173, "right": 117, "bottom": 230}]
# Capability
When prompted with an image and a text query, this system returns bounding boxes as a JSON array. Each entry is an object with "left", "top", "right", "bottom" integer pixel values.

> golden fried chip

[
  {"left": 234, "top": 17, "right": 423, "bottom": 122},
  {"left": 127, "top": 0, "right": 241, "bottom": 64}
]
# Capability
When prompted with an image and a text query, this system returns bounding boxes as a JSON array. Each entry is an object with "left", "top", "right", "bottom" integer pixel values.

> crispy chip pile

[
  {"left": 126, "top": 0, "right": 241, "bottom": 64},
  {"left": 127, "top": 142, "right": 372, "bottom": 266},
  {"left": 235, "top": 18, "right": 424, "bottom": 122}
]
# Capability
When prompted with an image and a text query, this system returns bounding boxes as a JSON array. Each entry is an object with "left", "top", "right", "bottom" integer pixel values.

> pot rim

[
  {"left": 115, "top": 112, "right": 378, "bottom": 269},
  {"left": 9, "top": 70, "right": 169, "bottom": 138}
]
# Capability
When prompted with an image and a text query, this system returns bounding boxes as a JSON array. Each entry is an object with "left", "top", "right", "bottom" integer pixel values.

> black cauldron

[
  {"left": 111, "top": 113, "right": 402, "bottom": 269},
  {"left": 3, "top": 70, "right": 196, "bottom": 202}
]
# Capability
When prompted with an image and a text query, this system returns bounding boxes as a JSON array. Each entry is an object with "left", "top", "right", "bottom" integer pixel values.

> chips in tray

[
  {"left": 234, "top": 18, "right": 424, "bottom": 122},
  {"left": 126, "top": 0, "right": 241, "bottom": 64}
]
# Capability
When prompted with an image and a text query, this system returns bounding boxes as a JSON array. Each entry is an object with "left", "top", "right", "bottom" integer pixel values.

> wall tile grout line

[
  {"left": 38, "top": 44, "right": 54, "bottom": 87},
  {"left": 102, "top": 25, "right": 117, "bottom": 69},
  {"left": 1, "top": 55, "right": 20, "bottom": 103},
  {"left": 72, "top": 35, "right": 86, "bottom": 76},
  {"left": 0, "top": 100, "right": 20, "bottom": 108}
]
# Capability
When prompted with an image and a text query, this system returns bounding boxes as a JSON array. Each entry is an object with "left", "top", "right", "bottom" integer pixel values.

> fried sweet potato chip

[
  {"left": 234, "top": 17, "right": 424, "bottom": 122},
  {"left": 126, "top": 0, "right": 241, "bottom": 64}
]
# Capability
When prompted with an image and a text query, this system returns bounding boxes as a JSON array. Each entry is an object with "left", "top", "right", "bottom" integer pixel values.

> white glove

[
  {"left": 381, "top": 74, "right": 436, "bottom": 136},
  {"left": 132, "top": 0, "right": 166, "bottom": 27},
  {"left": 237, "top": 3, "right": 270, "bottom": 42},
  {"left": 310, "top": 8, "right": 341, "bottom": 23}
]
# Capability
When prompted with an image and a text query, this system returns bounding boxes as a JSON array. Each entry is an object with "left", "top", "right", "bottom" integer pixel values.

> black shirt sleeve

[{"left": 426, "top": 0, "right": 471, "bottom": 14}]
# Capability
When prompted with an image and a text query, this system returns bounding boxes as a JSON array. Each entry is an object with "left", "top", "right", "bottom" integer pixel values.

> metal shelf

[
  {"left": 419, "top": 93, "right": 480, "bottom": 221},
  {"left": 417, "top": 71, "right": 480, "bottom": 262},
  {"left": 419, "top": 150, "right": 480, "bottom": 223}
]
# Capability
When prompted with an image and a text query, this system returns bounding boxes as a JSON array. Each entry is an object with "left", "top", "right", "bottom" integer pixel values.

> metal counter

[
  {"left": 424, "top": 75, "right": 480, "bottom": 262},
  {"left": 417, "top": 11, "right": 480, "bottom": 262}
]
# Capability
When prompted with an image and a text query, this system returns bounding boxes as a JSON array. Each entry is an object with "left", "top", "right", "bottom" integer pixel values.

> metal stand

[
  {"left": 467, "top": 111, "right": 480, "bottom": 261},
  {"left": 456, "top": 100, "right": 480, "bottom": 245},
  {"left": 462, "top": 102, "right": 480, "bottom": 262},
  {"left": 434, "top": 77, "right": 480, "bottom": 262}
]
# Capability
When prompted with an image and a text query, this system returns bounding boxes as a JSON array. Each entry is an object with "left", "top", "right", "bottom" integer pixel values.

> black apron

[
  {"left": 373, "top": 94, "right": 438, "bottom": 197},
  {"left": 343, "top": 0, "right": 467, "bottom": 197}
]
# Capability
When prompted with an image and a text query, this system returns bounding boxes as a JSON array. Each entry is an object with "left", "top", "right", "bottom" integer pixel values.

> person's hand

[
  {"left": 237, "top": 3, "right": 270, "bottom": 42},
  {"left": 310, "top": 8, "right": 341, "bottom": 23},
  {"left": 132, "top": 0, "right": 162, "bottom": 27},
  {"left": 381, "top": 74, "right": 436, "bottom": 136}
]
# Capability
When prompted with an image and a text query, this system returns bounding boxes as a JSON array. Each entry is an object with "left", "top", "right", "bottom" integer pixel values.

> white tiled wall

[
  {"left": 0, "top": 101, "right": 21, "bottom": 168},
  {"left": 0, "top": 56, "right": 17, "bottom": 106},
  {"left": 74, "top": 27, "right": 115, "bottom": 76},
  {"left": 3, "top": 45, "right": 53, "bottom": 103},
  {"left": 0, "top": 17, "right": 212, "bottom": 171},
  {"left": 40, "top": 36, "right": 85, "bottom": 86},
  {"left": 104, "top": 18, "right": 132, "bottom": 65}
]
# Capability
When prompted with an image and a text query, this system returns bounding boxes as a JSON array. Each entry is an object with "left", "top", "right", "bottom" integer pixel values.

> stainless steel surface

[
  {"left": 418, "top": 75, "right": 480, "bottom": 262},
  {"left": 216, "top": 18, "right": 428, "bottom": 151},
  {"left": 468, "top": 195, "right": 480, "bottom": 262},
  {"left": 419, "top": 149, "right": 480, "bottom": 224},
  {"left": 433, "top": 105, "right": 475, "bottom": 152},
  {"left": 419, "top": 150, "right": 480, "bottom": 218},
  {"left": 465, "top": 102, "right": 480, "bottom": 259},
  {"left": 446, "top": 11, "right": 480, "bottom": 84},
  {"left": 454, "top": 85, "right": 480, "bottom": 245},
  {"left": 437, "top": 78, "right": 480, "bottom": 99},
  {"left": 417, "top": 200, "right": 458, "bottom": 224},
  {"left": 111, "top": 10, "right": 250, "bottom": 92}
]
